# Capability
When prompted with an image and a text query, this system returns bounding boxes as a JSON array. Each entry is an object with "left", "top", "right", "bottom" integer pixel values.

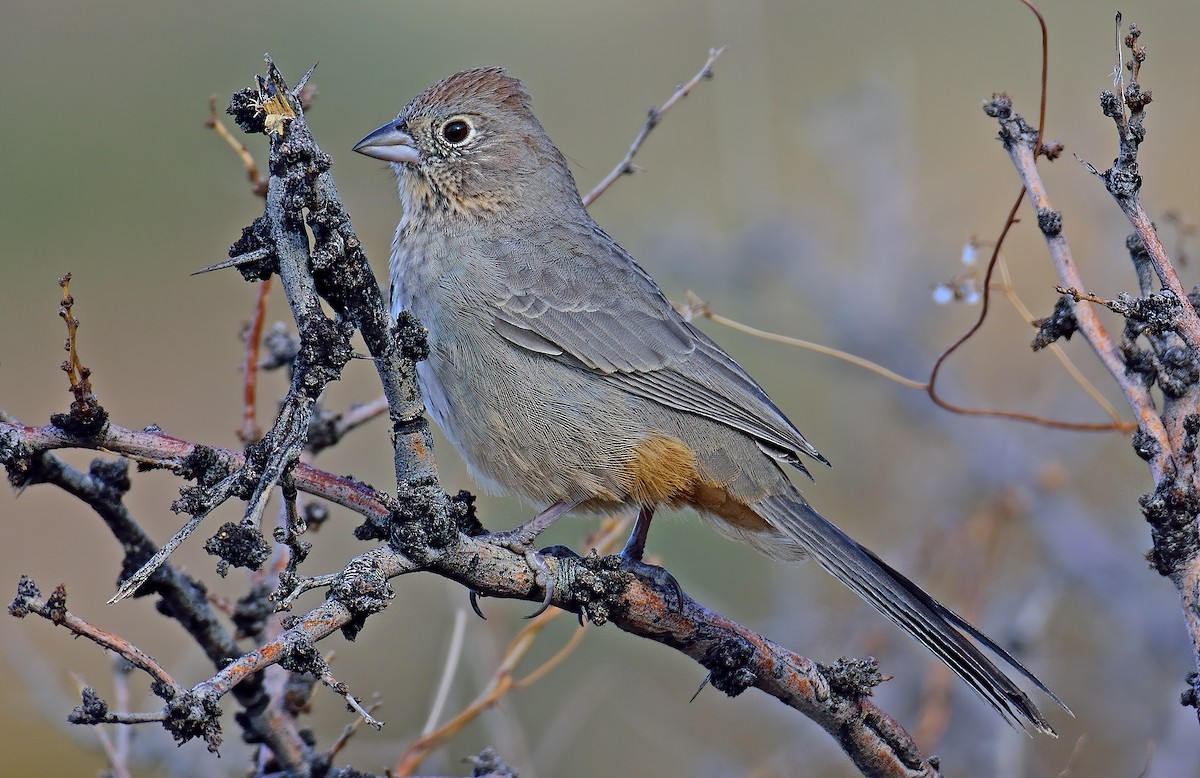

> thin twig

[
  {"left": 925, "top": 0, "right": 1115, "bottom": 431},
  {"left": 676, "top": 291, "right": 926, "bottom": 390},
  {"left": 422, "top": 608, "right": 469, "bottom": 736},
  {"left": 206, "top": 95, "right": 267, "bottom": 197},
  {"left": 680, "top": 289, "right": 1129, "bottom": 431},
  {"left": 239, "top": 278, "right": 273, "bottom": 444},
  {"left": 993, "top": 260, "right": 1128, "bottom": 428},
  {"left": 324, "top": 694, "right": 383, "bottom": 760},
  {"left": 331, "top": 395, "right": 390, "bottom": 441},
  {"left": 924, "top": 187, "right": 1124, "bottom": 432},
  {"left": 69, "top": 672, "right": 133, "bottom": 778},
  {"left": 1015, "top": 0, "right": 1049, "bottom": 157},
  {"left": 320, "top": 670, "right": 384, "bottom": 730},
  {"left": 274, "top": 573, "right": 340, "bottom": 610},
  {"left": 108, "top": 475, "right": 237, "bottom": 604},
  {"left": 582, "top": 46, "right": 726, "bottom": 207},
  {"left": 12, "top": 582, "right": 182, "bottom": 694}
]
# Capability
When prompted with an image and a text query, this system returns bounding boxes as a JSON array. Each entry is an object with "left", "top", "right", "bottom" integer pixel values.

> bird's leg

[
  {"left": 618, "top": 506, "right": 684, "bottom": 607},
  {"left": 620, "top": 504, "right": 654, "bottom": 562},
  {"left": 476, "top": 499, "right": 580, "bottom": 619}
]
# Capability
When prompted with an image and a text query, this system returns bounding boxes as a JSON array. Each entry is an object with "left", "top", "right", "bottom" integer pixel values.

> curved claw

[
  {"left": 468, "top": 589, "right": 487, "bottom": 620},
  {"left": 476, "top": 529, "right": 558, "bottom": 619},
  {"left": 474, "top": 500, "right": 579, "bottom": 620},
  {"left": 522, "top": 547, "right": 555, "bottom": 619}
]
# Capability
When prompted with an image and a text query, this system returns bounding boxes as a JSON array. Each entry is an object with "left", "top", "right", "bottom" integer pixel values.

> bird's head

[{"left": 354, "top": 67, "right": 579, "bottom": 219}]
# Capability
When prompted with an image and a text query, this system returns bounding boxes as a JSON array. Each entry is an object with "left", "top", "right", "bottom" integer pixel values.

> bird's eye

[{"left": 440, "top": 118, "right": 473, "bottom": 146}]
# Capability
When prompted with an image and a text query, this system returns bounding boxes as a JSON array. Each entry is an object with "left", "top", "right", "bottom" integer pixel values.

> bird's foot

[
  {"left": 618, "top": 551, "right": 685, "bottom": 609},
  {"left": 475, "top": 528, "right": 556, "bottom": 619},
  {"left": 467, "top": 501, "right": 579, "bottom": 620}
]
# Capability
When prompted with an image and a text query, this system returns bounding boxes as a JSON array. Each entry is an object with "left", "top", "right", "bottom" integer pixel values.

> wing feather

[{"left": 487, "top": 228, "right": 826, "bottom": 470}]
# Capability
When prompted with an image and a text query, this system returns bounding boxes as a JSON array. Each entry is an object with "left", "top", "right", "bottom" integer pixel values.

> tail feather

[{"left": 754, "top": 496, "right": 1068, "bottom": 735}]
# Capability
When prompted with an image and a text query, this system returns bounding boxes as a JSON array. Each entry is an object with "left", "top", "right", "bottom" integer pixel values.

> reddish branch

[
  {"left": 239, "top": 277, "right": 273, "bottom": 444},
  {"left": 0, "top": 412, "right": 942, "bottom": 776},
  {"left": 9, "top": 580, "right": 182, "bottom": 696}
]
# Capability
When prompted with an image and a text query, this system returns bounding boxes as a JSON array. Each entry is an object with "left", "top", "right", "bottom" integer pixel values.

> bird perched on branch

[{"left": 354, "top": 66, "right": 1066, "bottom": 733}]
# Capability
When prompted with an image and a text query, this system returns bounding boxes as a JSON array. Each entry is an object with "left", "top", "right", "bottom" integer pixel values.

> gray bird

[{"left": 355, "top": 66, "right": 1066, "bottom": 734}]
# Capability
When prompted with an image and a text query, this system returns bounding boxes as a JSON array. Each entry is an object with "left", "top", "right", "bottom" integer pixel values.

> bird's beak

[{"left": 353, "top": 121, "right": 420, "bottom": 164}]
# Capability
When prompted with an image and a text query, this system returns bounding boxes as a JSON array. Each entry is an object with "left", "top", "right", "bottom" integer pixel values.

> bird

[{"left": 353, "top": 66, "right": 1066, "bottom": 734}]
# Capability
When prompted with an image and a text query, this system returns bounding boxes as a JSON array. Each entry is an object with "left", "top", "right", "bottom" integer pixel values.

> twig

[
  {"left": 985, "top": 96, "right": 1170, "bottom": 476},
  {"left": 677, "top": 291, "right": 926, "bottom": 390},
  {"left": 923, "top": 0, "right": 1121, "bottom": 432},
  {"left": 582, "top": 46, "right": 726, "bottom": 207},
  {"left": 1015, "top": 0, "right": 1049, "bottom": 158},
  {"left": 987, "top": 18, "right": 1200, "bottom": 731},
  {"left": 206, "top": 95, "right": 267, "bottom": 197},
  {"left": 680, "top": 289, "right": 1130, "bottom": 431},
  {"left": 923, "top": 185, "right": 1125, "bottom": 432},
  {"left": 111, "top": 658, "right": 133, "bottom": 771},
  {"left": 0, "top": 427, "right": 310, "bottom": 764},
  {"left": 2, "top": 419, "right": 395, "bottom": 522},
  {"left": 1100, "top": 23, "right": 1200, "bottom": 707},
  {"left": 55, "top": 273, "right": 107, "bottom": 433},
  {"left": 118, "top": 60, "right": 361, "bottom": 601},
  {"left": 4, "top": 410, "right": 942, "bottom": 775},
  {"left": 1096, "top": 21, "right": 1200, "bottom": 353},
  {"left": 274, "top": 573, "right": 340, "bottom": 610},
  {"left": 108, "top": 469, "right": 242, "bottom": 604},
  {"left": 324, "top": 693, "right": 383, "bottom": 760},
  {"left": 239, "top": 278, "right": 273, "bottom": 444},
  {"left": 69, "top": 672, "right": 134, "bottom": 778},
  {"left": 421, "top": 608, "right": 469, "bottom": 736},
  {"left": 331, "top": 395, "right": 390, "bottom": 442},
  {"left": 58, "top": 274, "right": 91, "bottom": 402},
  {"left": 11, "top": 580, "right": 182, "bottom": 695},
  {"left": 320, "top": 669, "right": 384, "bottom": 730},
  {"left": 991, "top": 261, "right": 1127, "bottom": 428},
  {"left": 191, "top": 247, "right": 273, "bottom": 275}
]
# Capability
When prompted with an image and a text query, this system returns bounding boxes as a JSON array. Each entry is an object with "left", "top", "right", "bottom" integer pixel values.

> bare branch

[
  {"left": 10, "top": 579, "right": 182, "bottom": 695},
  {"left": 984, "top": 95, "right": 1170, "bottom": 460},
  {"left": 582, "top": 46, "right": 726, "bottom": 207}
]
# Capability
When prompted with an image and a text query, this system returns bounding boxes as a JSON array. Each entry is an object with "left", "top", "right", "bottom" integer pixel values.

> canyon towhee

[{"left": 355, "top": 67, "right": 1065, "bottom": 733}]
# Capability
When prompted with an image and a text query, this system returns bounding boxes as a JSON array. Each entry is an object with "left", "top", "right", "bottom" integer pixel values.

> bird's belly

[{"left": 415, "top": 333, "right": 642, "bottom": 508}]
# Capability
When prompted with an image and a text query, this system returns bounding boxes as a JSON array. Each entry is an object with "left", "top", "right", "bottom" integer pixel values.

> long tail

[{"left": 753, "top": 495, "right": 1069, "bottom": 734}]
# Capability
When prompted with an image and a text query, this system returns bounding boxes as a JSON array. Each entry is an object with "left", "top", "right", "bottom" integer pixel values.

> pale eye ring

[{"left": 440, "top": 117, "right": 474, "bottom": 146}]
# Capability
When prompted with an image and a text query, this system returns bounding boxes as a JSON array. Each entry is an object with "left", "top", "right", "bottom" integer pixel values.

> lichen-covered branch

[
  {"left": 2, "top": 54, "right": 950, "bottom": 778},
  {"left": 986, "top": 21, "right": 1200, "bottom": 724}
]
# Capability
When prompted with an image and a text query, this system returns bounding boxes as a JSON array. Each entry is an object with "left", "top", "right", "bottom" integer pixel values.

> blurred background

[{"left": 3, "top": 1, "right": 1200, "bottom": 776}]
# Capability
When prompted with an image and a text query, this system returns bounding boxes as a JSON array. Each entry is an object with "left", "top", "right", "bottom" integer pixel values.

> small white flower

[{"left": 961, "top": 240, "right": 980, "bottom": 266}]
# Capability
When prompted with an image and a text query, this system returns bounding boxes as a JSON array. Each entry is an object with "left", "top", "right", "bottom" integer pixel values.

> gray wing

[{"left": 487, "top": 225, "right": 827, "bottom": 474}]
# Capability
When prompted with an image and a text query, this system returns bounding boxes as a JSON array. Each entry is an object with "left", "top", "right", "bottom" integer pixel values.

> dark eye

[{"left": 440, "top": 118, "right": 472, "bottom": 145}]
